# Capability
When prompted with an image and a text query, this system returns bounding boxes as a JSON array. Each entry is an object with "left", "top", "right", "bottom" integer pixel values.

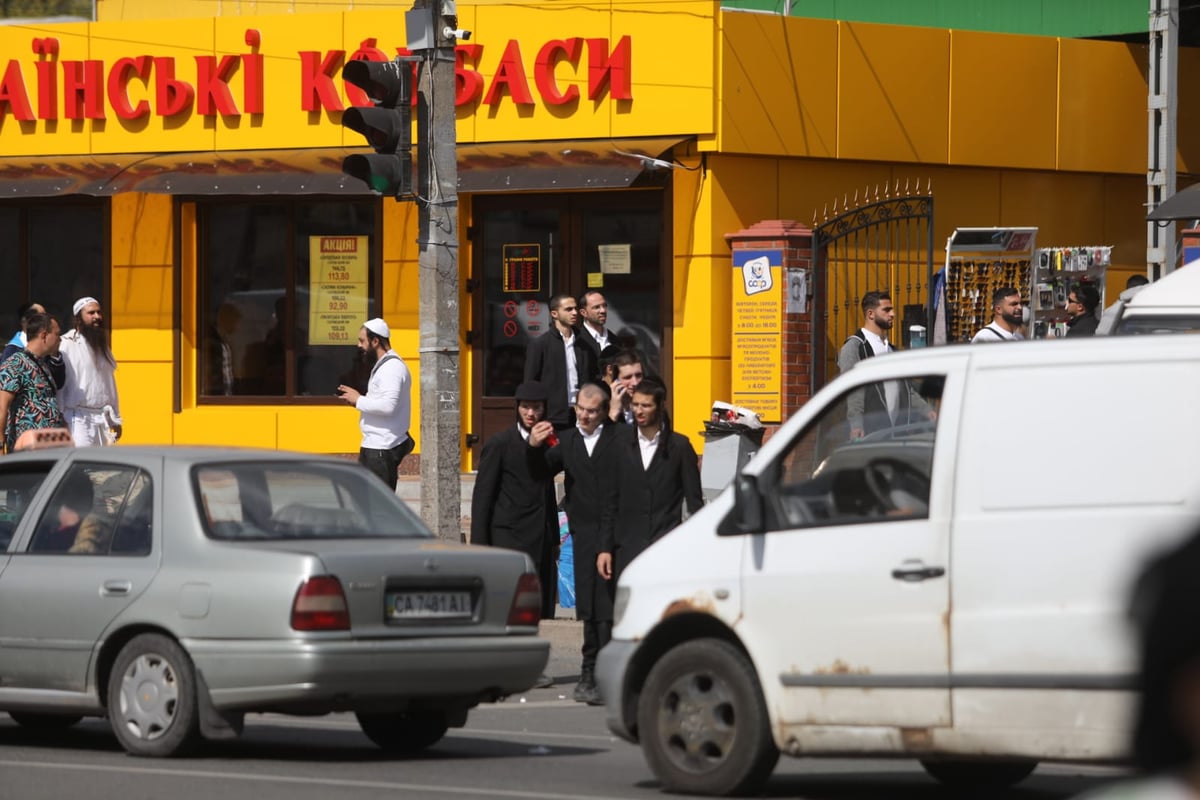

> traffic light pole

[{"left": 414, "top": 0, "right": 463, "bottom": 543}]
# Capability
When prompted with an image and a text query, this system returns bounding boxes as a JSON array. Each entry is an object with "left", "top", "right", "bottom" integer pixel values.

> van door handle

[
  {"left": 891, "top": 563, "right": 945, "bottom": 582},
  {"left": 101, "top": 580, "right": 133, "bottom": 596}
]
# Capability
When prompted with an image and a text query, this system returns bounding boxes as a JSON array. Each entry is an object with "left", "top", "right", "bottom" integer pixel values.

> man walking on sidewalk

[{"left": 529, "top": 382, "right": 618, "bottom": 704}]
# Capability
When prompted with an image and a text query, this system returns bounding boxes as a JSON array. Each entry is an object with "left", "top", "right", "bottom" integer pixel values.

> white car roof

[{"left": 1125, "top": 259, "right": 1200, "bottom": 309}]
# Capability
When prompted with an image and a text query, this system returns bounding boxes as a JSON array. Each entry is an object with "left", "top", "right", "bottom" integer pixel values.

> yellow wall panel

[
  {"left": 111, "top": 193, "right": 173, "bottom": 267},
  {"left": 111, "top": 264, "right": 173, "bottom": 354},
  {"left": 673, "top": 255, "right": 732, "bottom": 360},
  {"left": 720, "top": 14, "right": 837, "bottom": 159},
  {"left": 672, "top": 356, "right": 730, "bottom": 452},
  {"left": 949, "top": 31, "right": 1057, "bottom": 170},
  {"left": 1177, "top": 47, "right": 1200, "bottom": 173},
  {"left": 114, "top": 362, "right": 175, "bottom": 445},
  {"left": 1058, "top": 39, "right": 1146, "bottom": 174},
  {"left": 112, "top": 328, "right": 172, "bottom": 363},
  {"left": 1100, "top": 174, "right": 1151, "bottom": 279},
  {"left": 999, "top": 171, "right": 1105, "bottom": 241},
  {"left": 172, "top": 408, "right": 281, "bottom": 447},
  {"left": 838, "top": 22, "right": 950, "bottom": 165},
  {"left": 706, "top": 154, "right": 779, "bottom": 253},
  {"left": 276, "top": 406, "right": 365, "bottom": 453},
  {"left": 778, "top": 159, "right": 899, "bottom": 227}
]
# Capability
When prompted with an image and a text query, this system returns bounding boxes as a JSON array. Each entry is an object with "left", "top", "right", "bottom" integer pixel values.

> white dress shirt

[
  {"left": 861, "top": 329, "right": 898, "bottom": 422},
  {"left": 355, "top": 351, "right": 412, "bottom": 449},
  {"left": 638, "top": 427, "right": 661, "bottom": 470},
  {"left": 584, "top": 321, "right": 610, "bottom": 352},
  {"left": 562, "top": 330, "right": 579, "bottom": 406},
  {"left": 579, "top": 423, "right": 602, "bottom": 455},
  {"left": 58, "top": 329, "right": 119, "bottom": 415}
]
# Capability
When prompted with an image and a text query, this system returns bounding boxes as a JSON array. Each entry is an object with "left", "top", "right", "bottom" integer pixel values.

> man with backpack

[{"left": 838, "top": 290, "right": 933, "bottom": 440}]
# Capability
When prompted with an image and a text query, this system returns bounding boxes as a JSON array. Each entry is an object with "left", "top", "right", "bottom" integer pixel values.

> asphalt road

[{"left": 0, "top": 619, "right": 1130, "bottom": 800}]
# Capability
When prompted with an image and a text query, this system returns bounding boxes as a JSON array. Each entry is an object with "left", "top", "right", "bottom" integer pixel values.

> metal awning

[
  {"left": 0, "top": 137, "right": 692, "bottom": 198},
  {"left": 1148, "top": 182, "right": 1200, "bottom": 221}
]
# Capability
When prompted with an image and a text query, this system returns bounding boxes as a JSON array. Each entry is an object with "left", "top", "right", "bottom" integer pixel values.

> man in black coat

[
  {"left": 523, "top": 293, "right": 597, "bottom": 430},
  {"left": 598, "top": 378, "right": 704, "bottom": 584},
  {"left": 470, "top": 381, "right": 559, "bottom": 658},
  {"left": 529, "top": 382, "right": 618, "bottom": 704}
]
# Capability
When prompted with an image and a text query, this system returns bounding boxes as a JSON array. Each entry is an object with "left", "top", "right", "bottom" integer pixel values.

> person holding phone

[{"left": 605, "top": 349, "right": 645, "bottom": 425}]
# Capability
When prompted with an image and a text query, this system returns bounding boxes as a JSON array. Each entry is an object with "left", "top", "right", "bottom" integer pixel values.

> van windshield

[{"left": 767, "top": 374, "right": 943, "bottom": 529}]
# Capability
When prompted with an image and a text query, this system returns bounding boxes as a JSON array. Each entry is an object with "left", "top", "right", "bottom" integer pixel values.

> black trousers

[
  {"left": 359, "top": 434, "right": 414, "bottom": 491},
  {"left": 581, "top": 620, "right": 612, "bottom": 672}
]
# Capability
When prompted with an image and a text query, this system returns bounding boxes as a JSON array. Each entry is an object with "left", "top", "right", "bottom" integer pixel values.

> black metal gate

[{"left": 813, "top": 180, "right": 934, "bottom": 389}]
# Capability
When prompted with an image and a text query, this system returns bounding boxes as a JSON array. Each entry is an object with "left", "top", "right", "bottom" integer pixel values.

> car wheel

[
  {"left": 356, "top": 711, "right": 450, "bottom": 754},
  {"left": 107, "top": 633, "right": 200, "bottom": 757},
  {"left": 8, "top": 712, "right": 84, "bottom": 730},
  {"left": 920, "top": 759, "right": 1038, "bottom": 789},
  {"left": 637, "top": 638, "right": 779, "bottom": 796}
]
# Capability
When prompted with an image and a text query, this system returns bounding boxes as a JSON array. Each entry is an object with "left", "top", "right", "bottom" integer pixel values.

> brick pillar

[{"left": 725, "top": 220, "right": 815, "bottom": 438}]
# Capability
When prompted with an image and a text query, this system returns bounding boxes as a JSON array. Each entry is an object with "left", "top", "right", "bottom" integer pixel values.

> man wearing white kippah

[
  {"left": 336, "top": 317, "right": 413, "bottom": 490},
  {"left": 59, "top": 296, "right": 122, "bottom": 446}
]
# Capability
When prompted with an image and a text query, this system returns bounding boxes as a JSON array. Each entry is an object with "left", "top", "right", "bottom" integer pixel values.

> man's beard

[
  {"left": 80, "top": 323, "right": 114, "bottom": 365},
  {"left": 876, "top": 317, "right": 893, "bottom": 330},
  {"left": 359, "top": 347, "right": 378, "bottom": 366},
  {"left": 1002, "top": 311, "right": 1023, "bottom": 326}
]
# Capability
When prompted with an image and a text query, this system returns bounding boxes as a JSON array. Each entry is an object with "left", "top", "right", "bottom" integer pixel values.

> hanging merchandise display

[
  {"left": 934, "top": 227, "right": 1038, "bottom": 344},
  {"left": 1029, "top": 246, "right": 1111, "bottom": 339}
]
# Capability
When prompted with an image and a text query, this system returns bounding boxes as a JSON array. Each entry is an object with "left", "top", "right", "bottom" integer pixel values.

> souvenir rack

[
  {"left": 1029, "top": 246, "right": 1111, "bottom": 339},
  {"left": 942, "top": 227, "right": 1038, "bottom": 343}
]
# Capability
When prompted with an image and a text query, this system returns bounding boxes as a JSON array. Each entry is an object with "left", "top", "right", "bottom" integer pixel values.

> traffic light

[{"left": 341, "top": 57, "right": 415, "bottom": 198}]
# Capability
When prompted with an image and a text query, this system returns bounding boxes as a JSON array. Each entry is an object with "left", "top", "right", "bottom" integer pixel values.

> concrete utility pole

[
  {"left": 1148, "top": 0, "right": 1179, "bottom": 278},
  {"left": 410, "top": 0, "right": 463, "bottom": 542}
]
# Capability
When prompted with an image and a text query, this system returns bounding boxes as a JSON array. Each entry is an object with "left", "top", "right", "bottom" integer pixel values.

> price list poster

[
  {"left": 731, "top": 249, "right": 783, "bottom": 423},
  {"left": 309, "top": 235, "right": 369, "bottom": 345}
]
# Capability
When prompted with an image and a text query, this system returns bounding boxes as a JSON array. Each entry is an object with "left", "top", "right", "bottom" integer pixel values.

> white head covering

[
  {"left": 363, "top": 318, "right": 390, "bottom": 339},
  {"left": 73, "top": 296, "right": 99, "bottom": 317}
]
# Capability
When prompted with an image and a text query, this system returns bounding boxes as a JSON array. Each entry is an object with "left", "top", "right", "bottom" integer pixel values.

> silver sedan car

[{"left": 0, "top": 446, "right": 548, "bottom": 756}]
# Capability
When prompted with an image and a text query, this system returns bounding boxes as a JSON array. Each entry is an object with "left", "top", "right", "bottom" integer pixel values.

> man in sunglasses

[{"left": 1065, "top": 284, "right": 1101, "bottom": 338}]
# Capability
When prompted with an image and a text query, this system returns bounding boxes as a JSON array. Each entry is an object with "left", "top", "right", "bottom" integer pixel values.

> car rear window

[{"left": 194, "top": 461, "right": 432, "bottom": 541}]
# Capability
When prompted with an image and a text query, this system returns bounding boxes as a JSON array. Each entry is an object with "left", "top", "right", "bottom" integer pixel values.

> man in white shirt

[
  {"left": 59, "top": 297, "right": 121, "bottom": 446},
  {"left": 336, "top": 317, "right": 413, "bottom": 490},
  {"left": 578, "top": 290, "right": 613, "bottom": 360},
  {"left": 837, "top": 290, "right": 932, "bottom": 440},
  {"left": 971, "top": 286, "right": 1026, "bottom": 343}
]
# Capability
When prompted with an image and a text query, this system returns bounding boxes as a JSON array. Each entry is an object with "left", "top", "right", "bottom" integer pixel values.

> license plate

[{"left": 387, "top": 591, "right": 472, "bottom": 620}]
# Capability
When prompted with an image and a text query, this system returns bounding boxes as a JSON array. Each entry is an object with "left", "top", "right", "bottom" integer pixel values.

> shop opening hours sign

[{"left": 502, "top": 243, "right": 541, "bottom": 293}]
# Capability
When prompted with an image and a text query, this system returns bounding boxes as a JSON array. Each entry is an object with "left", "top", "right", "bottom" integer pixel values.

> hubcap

[
  {"left": 656, "top": 669, "right": 737, "bottom": 773},
  {"left": 117, "top": 653, "right": 179, "bottom": 741}
]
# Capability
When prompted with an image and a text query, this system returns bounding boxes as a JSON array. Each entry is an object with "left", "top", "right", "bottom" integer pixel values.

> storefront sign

[
  {"left": 731, "top": 250, "right": 783, "bottom": 423},
  {"left": 0, "top": 32, "right": 631, "bottom": 122},
  {"left": 598, "top": 243, "right": 631, "bottom": 274},
  {"left": 309, "top": 235, "right": 369, "bottom": 345}
]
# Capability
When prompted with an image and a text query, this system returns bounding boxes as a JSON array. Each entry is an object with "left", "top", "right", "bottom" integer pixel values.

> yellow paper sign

[
  {"left": 587, "top": 272, "right": 604, "bottom": 288},
  {"left": 731, "top": 251, "right": 784, "bottom": 422},
  {"left": 309, "top": 236, "right": 369, "bottom": 345}
]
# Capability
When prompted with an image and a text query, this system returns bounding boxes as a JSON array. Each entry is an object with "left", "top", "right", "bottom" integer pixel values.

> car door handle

[
  {"left": 891, "top": 563, "right": 945, "bottom": 582},
  {"left": 101, "top": 580, "right": 133, "bottom": 596}
]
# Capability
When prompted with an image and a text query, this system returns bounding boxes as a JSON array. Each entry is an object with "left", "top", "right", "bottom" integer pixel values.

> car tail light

[
  {"left": 291, "top": 576, "right": 350, "bottom": 631},
  {"left": 506, "top": 573, "right": 541, "bottom": 627}
]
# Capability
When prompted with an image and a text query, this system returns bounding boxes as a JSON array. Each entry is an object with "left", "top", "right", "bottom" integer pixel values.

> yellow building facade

[{"left": 0, "top": 1, "right": 1188, "bottom": 464}]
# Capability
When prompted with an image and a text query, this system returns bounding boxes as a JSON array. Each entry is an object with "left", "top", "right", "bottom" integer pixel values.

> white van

[
  {"left": 596, "top": 333, "right": 1200, "bottom": 796},
  {"left": 1098, "top": 261, "right": 1200, "bottom": 334}
]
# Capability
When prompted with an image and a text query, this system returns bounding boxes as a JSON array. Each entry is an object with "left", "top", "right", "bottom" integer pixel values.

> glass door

[{"left": 469, "top": 192, "right": 665, "bottom": 465}]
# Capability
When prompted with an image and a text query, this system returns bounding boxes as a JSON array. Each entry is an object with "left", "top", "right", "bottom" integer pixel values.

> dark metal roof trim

[{"left": 0, "top": 137, "right": 693, "bottom": 198}]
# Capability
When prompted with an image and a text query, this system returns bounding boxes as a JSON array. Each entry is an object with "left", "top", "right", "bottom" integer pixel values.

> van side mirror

[{"left": 717, "top": 474, "right": 764, "bottom": 536}]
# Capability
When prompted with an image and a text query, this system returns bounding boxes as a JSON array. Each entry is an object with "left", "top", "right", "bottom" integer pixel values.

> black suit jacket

[
  {"left": 524, "top": 327, "right": 597, "bottom": 428},
  {"left": 471, "top": 424, "right": 558, "bottom": 615},
  {"left": 540, "top": 424, "right": 619, "bottom": 620},
  {"left": 607, "top": 425, "right": 704, "bottom": 579}
]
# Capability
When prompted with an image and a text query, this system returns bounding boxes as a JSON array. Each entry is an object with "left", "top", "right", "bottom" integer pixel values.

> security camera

[{"left": 443, "top": 27, "right": 472, "bottom": 41}]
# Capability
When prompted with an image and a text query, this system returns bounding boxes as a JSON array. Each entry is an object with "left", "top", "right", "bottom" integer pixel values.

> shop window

[
  {"left": 0, "top": 204, "right": 107, "bottom": 337},
  {"left": 197, "top": 200, "right": 379, "bottom": 400}
]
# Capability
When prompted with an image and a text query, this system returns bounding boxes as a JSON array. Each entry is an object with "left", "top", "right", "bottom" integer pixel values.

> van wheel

[
  {"left": 356, "top": 711, "right": 449, "bottom": 754},
  {"left": 920, "top": 759, "right": 1037, "bottom": 789},
  {"left": 637, "top": 639, "right": 779, "bottom": 796},
  {"left": 107, "top": 633, "right": 200, "bottom": 757}
]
